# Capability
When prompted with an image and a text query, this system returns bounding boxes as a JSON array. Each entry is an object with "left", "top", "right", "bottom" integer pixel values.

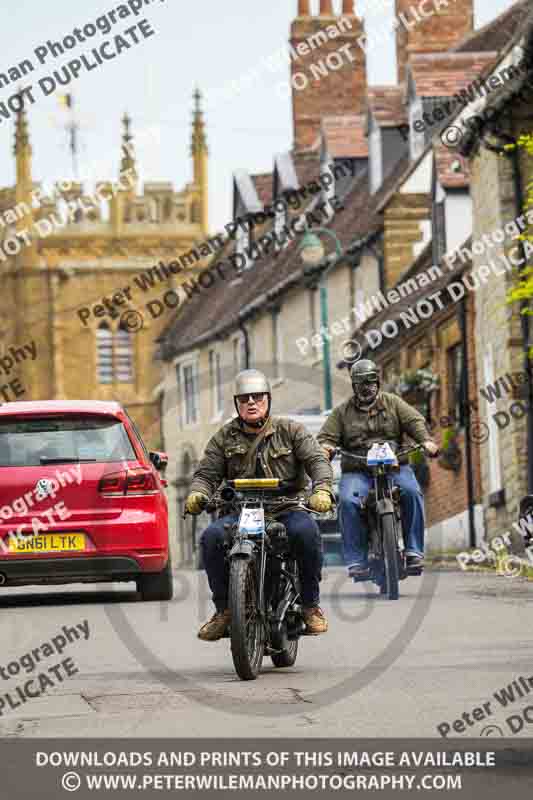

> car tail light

[
  {"left": 99, "top": 469, "right": 158, "bottom": 496},
  {"left": 126, "top": 469, "right": 157, "bottom": 493}
]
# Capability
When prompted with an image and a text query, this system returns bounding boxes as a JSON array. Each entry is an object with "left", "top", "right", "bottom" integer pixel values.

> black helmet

[{"left": 350, "top": 359, "right": 380, "bottom": 407}]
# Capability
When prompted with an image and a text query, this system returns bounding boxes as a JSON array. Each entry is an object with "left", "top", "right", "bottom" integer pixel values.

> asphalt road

[{"left": 0, "top": 567, "right": 532, "bottom": 739}]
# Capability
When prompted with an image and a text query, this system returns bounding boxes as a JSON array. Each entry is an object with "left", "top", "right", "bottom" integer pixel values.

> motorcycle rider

[
  {"left": 185, "top": 369, "right": 334, "bottom": 641},
  {"left": 317, "top": 359, "right": 438, "bottom": 579}
]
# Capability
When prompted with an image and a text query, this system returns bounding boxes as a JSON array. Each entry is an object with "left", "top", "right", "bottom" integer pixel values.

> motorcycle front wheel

[
  {"left": 381, "top": 514, "right": 400, "bottom": 600},
  {"left": 229, "top": 558, "right": 265, "bottom": 680}
]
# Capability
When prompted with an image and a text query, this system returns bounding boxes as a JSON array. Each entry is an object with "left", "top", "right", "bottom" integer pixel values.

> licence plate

[{"left": 8, "top": 534, "right": 85, "bottom": 553}]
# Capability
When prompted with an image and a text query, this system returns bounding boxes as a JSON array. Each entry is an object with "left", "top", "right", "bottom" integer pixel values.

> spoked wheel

[
  {"left": 229, "top": 558, "right": 265, "bottom": 680},
  {"left": 381, "top": 514, "right": 400, "bottom": 600}
]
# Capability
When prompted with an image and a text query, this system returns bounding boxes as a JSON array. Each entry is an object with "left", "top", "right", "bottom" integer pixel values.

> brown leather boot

[
  {"left": 197, "top": 609, "right": 231, "bottom": 641},
  {"left": 302, "top": 606, "right": 328, "bottom": 635}
]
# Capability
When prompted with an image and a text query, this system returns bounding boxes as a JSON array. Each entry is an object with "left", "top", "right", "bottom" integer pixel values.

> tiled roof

[
  {"left": 457, "top": 6, "right": 533, "bottom": 157},
  {"left": 159, "top": 1, "right": 529, "bottom": 364},
  {"left": 408, "top": 52, "right": 498, "bottom": 98},
  {"left": 454, "top": 0, "right": 531, "bottom": 54},
  {"left": 317, "top": 114, "right": 369, "bottom": 159},
  {"left": 434, "top": 145, "right": 471, "bottom": 189},
  {"left": 367, "top": 87, "right": 407, "bottom": 129},
  {"left": 159, "top": 152, "right": 413, "bottom": 360}
]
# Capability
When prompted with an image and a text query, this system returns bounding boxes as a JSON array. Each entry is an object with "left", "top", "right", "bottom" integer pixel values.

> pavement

[{"left": 0, "top": 566, "right": 532, "bottom": 739}]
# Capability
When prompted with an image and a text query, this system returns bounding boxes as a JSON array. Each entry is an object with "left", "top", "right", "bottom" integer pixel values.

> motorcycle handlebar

[{"left": 205, "top": 494, "right": 307, "bottom": 512}]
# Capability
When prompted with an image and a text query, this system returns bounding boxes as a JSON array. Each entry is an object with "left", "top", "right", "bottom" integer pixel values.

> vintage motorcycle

[
  {"left": 205, "top": 478, "right": 319, "bottom": 681},
  {"left": 337, "top": 442, "right": 437, "bottom": 600}
]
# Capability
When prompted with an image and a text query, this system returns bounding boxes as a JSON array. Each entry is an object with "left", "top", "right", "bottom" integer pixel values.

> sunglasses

[
  {"left": 236, "top": 392, "right": 267, "bottom": 405},
  {"left": 354, "top": 374, "right": 378, "bottom": 385}
]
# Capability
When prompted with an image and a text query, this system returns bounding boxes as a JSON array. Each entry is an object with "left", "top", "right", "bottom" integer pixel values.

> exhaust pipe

[{"left": 0, "top": 573, "right": 6, "bottom": 585}]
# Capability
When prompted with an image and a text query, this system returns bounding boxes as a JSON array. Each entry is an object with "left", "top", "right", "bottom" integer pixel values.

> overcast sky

[{"left": 0, "top": 0, "right": 518, "bottom": 232}]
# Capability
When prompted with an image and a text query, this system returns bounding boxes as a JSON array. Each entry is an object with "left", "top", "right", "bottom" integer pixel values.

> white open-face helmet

[{"left": 233, "top": 369, "right": 272, "bottom": 427}]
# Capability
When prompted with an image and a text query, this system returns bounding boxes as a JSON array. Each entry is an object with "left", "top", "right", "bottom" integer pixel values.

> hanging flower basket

[
  {"left": 409, "top": 448, "right": 431, "bottom": 489},
  {"left": 438, "top": 426, "right": 462, "bottom": 472},
  {"left": 387, "top": 368, "right": 439, "bottom": 417},
  {"left": 395, "top": 368, "right": 440, "bottom": 398}
]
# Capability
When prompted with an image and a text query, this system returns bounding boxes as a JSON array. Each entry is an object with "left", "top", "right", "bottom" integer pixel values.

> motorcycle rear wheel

[
  {"left": 229, "top": 558, "right": 265, "bottom": 680},
  {"left": 382, "top": 514, "right": 400, "bottom": 600}
]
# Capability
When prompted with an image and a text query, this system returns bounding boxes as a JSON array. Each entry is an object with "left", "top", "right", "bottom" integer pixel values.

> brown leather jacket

[
  {"left": 317, "top": 392, "right": 431, "bottom": 472},
  {"left": 190, "top": 416, "right": 333, "bottom": 503}
]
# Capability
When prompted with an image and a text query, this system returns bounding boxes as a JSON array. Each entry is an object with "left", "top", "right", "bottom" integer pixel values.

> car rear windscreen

[{"left": 0, "top": 416, "right": 137, "bottom": 467}]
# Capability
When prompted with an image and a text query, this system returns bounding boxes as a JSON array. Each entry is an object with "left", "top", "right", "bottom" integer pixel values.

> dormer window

[
  {"left": 369, "top": 124, "right": 383, "bottom": 195},
  {"left": 274, "top": 204, "right": 289, "bottom": 252},
  {"left": 409, "top": 96, "right": 425, "bottom": 160},
  {"left": 235, "top": 223, "right": 251, "bottom": 270}
]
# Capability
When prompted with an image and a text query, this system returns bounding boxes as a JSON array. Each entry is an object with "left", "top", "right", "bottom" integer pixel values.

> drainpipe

[
  {"left": 238, "top": 319, "right": 250, "bottom": 369},
  {"left": 459, "top": 296, "right": 477, "bottom": 548}
]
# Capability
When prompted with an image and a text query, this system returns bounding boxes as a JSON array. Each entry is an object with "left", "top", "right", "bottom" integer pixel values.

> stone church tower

[{"left": 0, "top": 92, "right": 210, "bottom": 447}]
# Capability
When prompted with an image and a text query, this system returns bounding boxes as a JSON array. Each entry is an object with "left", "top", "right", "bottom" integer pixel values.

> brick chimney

[
  {"left": 395, "top": 0, "right": 474, "bottom": 84},
  {"left": 291, "top": 0, "right": 366, "bottom": 152}
]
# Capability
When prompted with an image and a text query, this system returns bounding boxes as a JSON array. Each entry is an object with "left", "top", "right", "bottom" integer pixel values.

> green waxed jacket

[
  {"left": 190, "top": 416, "right": 333, "bottom": 502},
  {"left": 317, "top": 392, "right": 431, "bottom": 473}
]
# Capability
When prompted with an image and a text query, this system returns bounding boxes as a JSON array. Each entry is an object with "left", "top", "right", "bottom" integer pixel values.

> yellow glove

[
  {"left": 185, "top": 492, "right": 208, "bottom": 515},
  {"left": 309, "top": 490, "right": 332, "bottom": 513}
]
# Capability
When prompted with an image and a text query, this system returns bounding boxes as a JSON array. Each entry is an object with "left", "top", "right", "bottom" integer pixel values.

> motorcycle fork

[{"left": 373, "top": 474, "right": 398, "bottom": 552}]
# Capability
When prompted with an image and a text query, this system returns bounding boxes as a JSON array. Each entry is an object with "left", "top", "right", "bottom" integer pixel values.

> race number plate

[{"left": 238, "top": 508, "right": 265, "bottom": 537}]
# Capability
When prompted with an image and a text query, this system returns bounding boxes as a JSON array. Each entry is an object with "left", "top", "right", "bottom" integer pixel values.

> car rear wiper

[{"left": 39, "top": 457, "right": 97, "bottom": 464}]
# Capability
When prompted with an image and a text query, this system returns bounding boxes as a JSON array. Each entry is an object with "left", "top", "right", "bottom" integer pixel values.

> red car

[{"left": 0, "top": 401, "right": 172, "bottom": 601}]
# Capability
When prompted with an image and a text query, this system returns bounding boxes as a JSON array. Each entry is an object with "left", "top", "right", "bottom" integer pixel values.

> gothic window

[
  {"left": 97, "top": 324, "right": 113, "bottom": 384},
  {"left": 97, "top": 323, "right": 134, "bottom": 384},
  {"left": 114, "top": 325, "right": 134, "bottom": 383},
  {"left": 191, "top": 200, "right": 200, "bottom": 223}
]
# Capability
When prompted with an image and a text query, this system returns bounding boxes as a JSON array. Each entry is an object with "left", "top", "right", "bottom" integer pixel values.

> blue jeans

[
  {"left": 338, "top": 466, "right": 425, "bottom": 569},
  {"left": 200, "top": 510, "right": 323, "bottom": 612}
]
